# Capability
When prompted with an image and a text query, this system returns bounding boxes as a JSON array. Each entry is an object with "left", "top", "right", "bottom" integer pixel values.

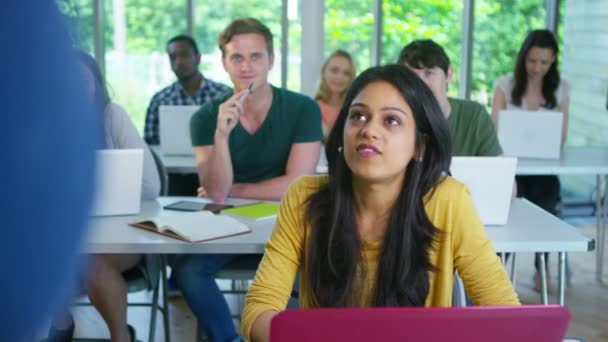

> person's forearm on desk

[
  {"left": 195, "top": 135, "right": 234, "bottom": 202},
  {"left": 230, "top": 142, "right": 321, "bottom": 200}
]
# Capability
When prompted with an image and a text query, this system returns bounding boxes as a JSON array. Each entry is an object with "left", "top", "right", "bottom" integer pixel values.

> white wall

[
  {"left": 562, "top": 0, "right": 608, "bottom": 146},
  {"left": 300, "top": 0, "right": 324, "bottom": 97}
]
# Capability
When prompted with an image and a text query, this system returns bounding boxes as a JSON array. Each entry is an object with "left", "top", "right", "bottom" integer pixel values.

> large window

[
  {"left": 471, "top": 0, "right": 546, "bottom": 106},
  {"left": 57, "top": 0, "right": 560, "bottom": 137},
  {"left": 325, "top": 0, "right": 374, "bottom": 73},
  {"left": 104, "top": 0, "right": 187, "bottom": 132},
  {"left": 382, "top": 0, "right": 463, "bottom": 96},
  {"left": 286, "top": 0, "right": 302, "bottom": 91},
  {"left": 58, "top": 0, "right": 95, "bottom": 52}
]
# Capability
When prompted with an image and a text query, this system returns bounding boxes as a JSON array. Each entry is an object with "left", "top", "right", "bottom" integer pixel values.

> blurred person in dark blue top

[{"left": 0, "top": 2, "right": 98, "bottom": 340}]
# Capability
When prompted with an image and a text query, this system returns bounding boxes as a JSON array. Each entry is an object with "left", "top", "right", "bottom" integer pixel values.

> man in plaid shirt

[{"left": 144, "top": 34, "right": 230, "bottom": 145}]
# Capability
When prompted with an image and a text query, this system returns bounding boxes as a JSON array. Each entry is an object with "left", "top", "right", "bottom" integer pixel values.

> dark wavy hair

[
  {"left": 74, "top": 49, "right": 110, "bottom": 113},
  {"left": 512, "top": 29, "right": 560, "bottom": 109},
  {"left": 397, "top": 39, "right": 451, "bottom": 75},
  {"left": 305, "top": 64, "right": 451, "bottom": 307}
]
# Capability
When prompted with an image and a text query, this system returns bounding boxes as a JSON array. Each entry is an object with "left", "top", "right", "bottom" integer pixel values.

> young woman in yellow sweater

[{"left": 242, "top": 64, "right": 519, "bottom": 341}]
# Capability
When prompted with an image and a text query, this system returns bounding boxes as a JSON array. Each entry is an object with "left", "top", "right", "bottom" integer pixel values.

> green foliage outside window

[{"left": 58, "top": 0, "right": 551, "bottom": 129}]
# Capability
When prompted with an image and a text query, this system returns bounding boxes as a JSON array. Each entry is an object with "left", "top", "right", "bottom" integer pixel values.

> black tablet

[
  {"left": 163, "top": 200, "right": 206, "bottom": 212},
  {"left": 163, "top": 201, "right": 234, "bottom": 214}
]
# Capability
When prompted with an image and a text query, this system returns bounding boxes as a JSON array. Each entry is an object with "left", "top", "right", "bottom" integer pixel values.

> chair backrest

[
  {"left": 452, "top": 272, "right": 467, "bottom": 307},
  {"left": 149, "top": 146, "right": 169, "bottom": 196}
]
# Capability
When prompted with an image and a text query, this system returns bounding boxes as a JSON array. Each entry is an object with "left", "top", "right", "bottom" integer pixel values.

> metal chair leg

[
  {"left": 162, "top": 258, "right": 171, "bottom": 342},
  {"left": 510, "top": 253, "right": 517, "bottom": 286},
  {"left": 149, "top": 272, "right": 160, "bottom": 342}
]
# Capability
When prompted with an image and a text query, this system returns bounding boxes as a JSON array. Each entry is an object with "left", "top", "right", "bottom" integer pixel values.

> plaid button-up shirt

[{"left": 144, "top": 76, "right": 230, "bottom": 145}]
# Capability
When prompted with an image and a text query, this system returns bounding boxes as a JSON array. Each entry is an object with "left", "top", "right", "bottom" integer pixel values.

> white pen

[
  {"left": 227, "top": 82, "right": 254, "bottom": 126},
  {"left": 238, "top": 81, "right": 254, "bottom": 103}
]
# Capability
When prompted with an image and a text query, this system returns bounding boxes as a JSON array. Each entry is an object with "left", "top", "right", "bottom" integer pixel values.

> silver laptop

[
  {"left": 91, "top": 149, "right": 143, "bottom": 216},
  {"left": 497, "top": 110, "right": 563, "bottom": 159},
  {"left": 450, "top": 157, "right": 517, "bottom": 225},
  {"left": 159, "top": 105, "right": 200, "bottom": 156}
]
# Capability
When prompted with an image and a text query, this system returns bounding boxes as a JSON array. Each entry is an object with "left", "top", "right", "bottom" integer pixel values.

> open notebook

[{"left": 130, "top": 211, "right": 251, "bottom": 242}]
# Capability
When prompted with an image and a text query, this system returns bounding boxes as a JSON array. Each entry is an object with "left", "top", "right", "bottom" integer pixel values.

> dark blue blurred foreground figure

[{"left": 0, "top": 2, "right": 98, "bottom": 340}]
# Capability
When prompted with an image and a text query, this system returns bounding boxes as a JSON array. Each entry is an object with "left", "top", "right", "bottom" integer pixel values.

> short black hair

[
  {"left": 397, "top": 39, "right": 450, "bottom": 75},
  {"left": 166, "top": 34, "right": 199, "bottom": 55}
]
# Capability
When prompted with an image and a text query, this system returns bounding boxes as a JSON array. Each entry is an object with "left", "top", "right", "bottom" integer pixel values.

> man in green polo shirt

[
  {"left": 397, "top": 39, "right": 502, "bottom": 156},
  {"left": 177, "top": 18, "right": 322, "bottom": 342}
]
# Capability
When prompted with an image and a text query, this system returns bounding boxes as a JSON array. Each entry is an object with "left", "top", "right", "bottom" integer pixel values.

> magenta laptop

[{"left": 270, "top": 305, "right": 570, "bottom": 342}]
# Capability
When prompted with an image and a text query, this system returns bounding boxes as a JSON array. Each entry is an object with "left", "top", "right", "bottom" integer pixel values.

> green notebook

[{"left": 222, "top": 202, "right": 280, "bottom": 221}]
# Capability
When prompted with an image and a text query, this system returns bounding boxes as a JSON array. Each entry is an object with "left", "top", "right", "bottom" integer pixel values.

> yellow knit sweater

[{"left": 241, "top": 175, "right": 519, "bottom": 340}]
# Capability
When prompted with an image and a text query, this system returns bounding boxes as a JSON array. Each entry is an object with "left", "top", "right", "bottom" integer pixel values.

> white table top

[
  {"left": 84, "top": 197, "right": 593, "bottom": 255},
  {"left": 158, "top": 146, "right": 608, "bottom": 176},
  {"left": 85, "top": 197, "right": 273, "bottom": 254},
  {"left": 158, "top": 154, "right": 330, "bottom": 174},
  {"left": 486, "top": 198, "right": 593, "bottom": 252},
  {"left": 516, "top": 145, "right": 608, "bottom": 175}
]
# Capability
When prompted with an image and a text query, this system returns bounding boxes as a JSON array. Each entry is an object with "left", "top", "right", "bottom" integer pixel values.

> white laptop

[
  {"left": 450, "top": 157, "right": 517, "bottom": 225},
  {"left": 91, "top": 149, "right": 143, "bottom": 216},
  {"left": 159, "top": 105, "right": 200, "bottom": 156},
  {"left": 497, "top": 110, "right": 563, "bottom": 159}
]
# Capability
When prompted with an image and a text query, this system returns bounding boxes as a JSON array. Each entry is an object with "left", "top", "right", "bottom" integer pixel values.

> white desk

[
  {"left": 487, "top": 198, "right": 594, "bottom": 306},
  {"left": 85, "top": 197, "right": 592, "bottom": 306},
  {"left": 86, "top": 197, "right": 270, "bottom": 254},
  {"left": 158, "top": 154, "right": 330, "bottom": 175},
  {"left": 516, "top": 145, "right": 608, "bottom": 283},
  {"left": 158, "top": 146, "right": 608, "bottom": 282}
]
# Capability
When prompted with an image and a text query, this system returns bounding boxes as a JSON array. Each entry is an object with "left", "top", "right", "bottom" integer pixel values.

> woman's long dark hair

[
  {"left": 512, "top": 29, "right": 560, "bottom": 109},
  {"left": 75, "top": 49, "right": 111, "bottom": 113},
  {"left": 305, "top": 64, "right": 451, "bottom": 307},
  {"left": 74, "top": 49, "right": 111, "bottom": 148}
]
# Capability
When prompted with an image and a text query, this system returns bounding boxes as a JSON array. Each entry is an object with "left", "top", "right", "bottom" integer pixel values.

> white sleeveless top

[{"left": 495, "top": 75, "right": 570, "bottom": 111}]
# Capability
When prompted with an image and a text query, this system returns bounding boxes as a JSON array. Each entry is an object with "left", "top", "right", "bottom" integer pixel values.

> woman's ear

[{"left": 416, "top": 135, "right": 428, "bottom": 161}]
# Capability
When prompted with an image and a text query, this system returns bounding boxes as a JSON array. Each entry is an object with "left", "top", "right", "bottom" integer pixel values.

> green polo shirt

[
  {"left": 448, "top": 97, "right": 503, "bottom": 156},
  {"left": 190, "top": 85, "right": 323, "bottom": 183}
]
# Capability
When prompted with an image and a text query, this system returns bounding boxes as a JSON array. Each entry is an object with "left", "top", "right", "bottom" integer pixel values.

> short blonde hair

[{"left": 315, "top": 50, "right": 356, "bottom": 103}]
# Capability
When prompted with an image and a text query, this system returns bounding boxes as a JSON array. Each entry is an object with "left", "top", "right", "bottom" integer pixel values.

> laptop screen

[
  {"left": 270, "top": 305, "right": 570, "bottom": 342},
  {"left": 497, "top": 110, "right": 563, "bottom": 159}
]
